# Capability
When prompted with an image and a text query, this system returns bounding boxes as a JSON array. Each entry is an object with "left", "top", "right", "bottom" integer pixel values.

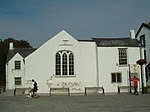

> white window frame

[
  {"left": 55, "top": 50, "right": 74, "bottom": 76},
  {"left": 14, "top": 60, "right": 21, "bottom": 70},
  {"left": 111, "top": 72, "right": 122, "bottom": 83},
  {"left": 14, "top": 77, "right": 22, "bottom": 86},
  {"left": 118, "top": 48, "right": 128, "bottom": 66}
]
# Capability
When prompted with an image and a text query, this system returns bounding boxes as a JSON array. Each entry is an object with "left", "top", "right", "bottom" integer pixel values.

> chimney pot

[
  {"left": 9, "top": 42, "right": 13, "bottom": 50},
  {"left": 130, "top": 29, "right": 135, "bottom": 39}
]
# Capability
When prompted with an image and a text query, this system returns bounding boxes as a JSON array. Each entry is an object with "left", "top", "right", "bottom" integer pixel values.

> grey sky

[{"left": 0, "top": 0, "right": 149, "bottom": 47}]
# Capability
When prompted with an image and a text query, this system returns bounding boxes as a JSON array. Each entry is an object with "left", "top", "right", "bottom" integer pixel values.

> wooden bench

[
  {"left": 85, "top": 87, "right": 104, "bottom": 96},
  {"left": 14, "top": 88, "right": 31, "bottom": 96},
  {"left": 118, "top": 86, "right": 134, "bottom": 94},
  {"left": 50, "top": 87, "right": 70, "bottom": 96}
]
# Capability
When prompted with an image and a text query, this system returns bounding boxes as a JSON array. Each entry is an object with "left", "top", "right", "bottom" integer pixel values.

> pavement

[{"left": 0, "top": 91, "right": 150, "bottom": 112}]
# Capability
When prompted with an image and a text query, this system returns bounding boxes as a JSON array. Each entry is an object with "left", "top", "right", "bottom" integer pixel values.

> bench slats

[
  {"left": 50, "top": 88, "right": 70, "bottom": 96},
  {"left": 14, "top": 88, "right": 31, "bottom": 96},
  {"left": 118, "top": 86, "right": 134, "bottom": 93},
  {"left": 85, "top": 87, "right": 104, "bottom": 96}
]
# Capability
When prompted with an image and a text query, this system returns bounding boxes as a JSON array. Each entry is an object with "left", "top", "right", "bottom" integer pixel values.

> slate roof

[
  {"left": 92, "top": 38, "right": 140, "bottom": 47},
  {"left": 6, "top": 37, "right": 140, "bottom": 62},
  {"left": 6, "top": 48, "right": 36, "bottom": 63}
]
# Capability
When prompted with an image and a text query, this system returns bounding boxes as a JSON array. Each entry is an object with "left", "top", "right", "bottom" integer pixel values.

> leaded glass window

[
  {"left": 118, "top": 48, "right": 127, "bottom": 65},
  {"left": 55, "top": 51, "right": 74, "bottom": 76}
]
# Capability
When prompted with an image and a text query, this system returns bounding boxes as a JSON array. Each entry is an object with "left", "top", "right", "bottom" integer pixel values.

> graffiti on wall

[
  {"left": 56, "top": 81, "right": 82, "bottom": 91},
  {"left": 46, "top": 74, "right": 55, "bottom": 88},
  {"left": 26, "top": 80, "right": 32, "bottom": 84},
  {"left": 46, "top": 74, "right": 82, "bottom": 91}
]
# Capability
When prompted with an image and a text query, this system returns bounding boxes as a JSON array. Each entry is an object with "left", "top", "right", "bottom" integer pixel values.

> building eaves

[{"left": 78, "top": 39, "right": 94, "bottom": 42}]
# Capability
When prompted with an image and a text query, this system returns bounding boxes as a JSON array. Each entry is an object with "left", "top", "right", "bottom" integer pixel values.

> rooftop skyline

[{"left": 0, "top": 0, "right": 150, "bottom": 47}]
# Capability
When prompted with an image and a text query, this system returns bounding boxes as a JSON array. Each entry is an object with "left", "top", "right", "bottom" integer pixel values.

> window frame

[
  {"left": 14, "top": 77, "right": 22, "bottom": 86},
  {"left": 56, "top": 53, "right": 61, "bottom": 75},
  {"left": 111, "top": 72, "right": 122, "bottom": 83},
  {"left": 14, "top": 60, "right": 21, "bottom": 70},
  {"left": 55, "top": 50, "right": 75, "bottom": 77},
  {"left": 69, "top": 53, "right": 74, "bottom": 75},
  {"left": 118, "top": 48, "right": 128, "bottom": 66}
]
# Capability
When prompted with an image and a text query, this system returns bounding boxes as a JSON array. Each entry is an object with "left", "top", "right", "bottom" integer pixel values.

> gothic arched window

[
  {"left": 55, "top": 51, "right": 74, "bottom": 76},
  {"left": 62, "top": 53, "right": 67, "bottom": 75},
  {"left": 56, "top": 52, "right": 61, "bottom": 75},
  {"left": 69, "top": 53, "right": 74, "bottom": 75}
]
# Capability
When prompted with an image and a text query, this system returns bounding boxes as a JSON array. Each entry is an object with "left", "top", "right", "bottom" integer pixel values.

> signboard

[{"left": 130, "top": 64, "right": 140, "bottom": 73}]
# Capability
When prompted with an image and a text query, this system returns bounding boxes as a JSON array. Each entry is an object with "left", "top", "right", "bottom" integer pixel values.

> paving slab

[{"left": 0, "top": 93, "right": 150, "bottom": 112}]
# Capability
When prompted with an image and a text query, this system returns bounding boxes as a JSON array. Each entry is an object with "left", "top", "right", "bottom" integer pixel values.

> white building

[
  {"left": 136, "top": 22, "right": 150, "bottom": 85},
  {"left": 6, "top": 30, "right": 146, "bottom": 94}
]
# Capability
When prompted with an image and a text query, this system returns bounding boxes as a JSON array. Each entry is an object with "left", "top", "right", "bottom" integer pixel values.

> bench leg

[
  {"left": 14, "top": 88, "right": 16, "bottom": 96},
  {"left": 102, "top": 87, "right": 105, "bottom": 94},
  {"left": 118, "top": 87, "right": 120, "bottom": 94},
  {"left": 68, "top": 88, "right": 70, "bottom": 96},
  {"left": 49, "top": 89, "right": 51, "bottom": 96},
  {"left": 85, "top": 88, "right": 87, "bottom": 96}
]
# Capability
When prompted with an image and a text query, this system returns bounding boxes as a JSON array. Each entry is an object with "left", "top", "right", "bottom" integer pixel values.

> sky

[{"left": 0, "top": 0, "right": 150, "bottom": 47}]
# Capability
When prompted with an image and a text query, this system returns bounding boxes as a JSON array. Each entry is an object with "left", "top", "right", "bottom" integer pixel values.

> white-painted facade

[
  {"left": 136, "top": 24, "right": 150, "bottom": 65},
  {"left": 6, "top": 53, "right": 25, "bottom": 89},
  {"left": 6, "top": 30, "right": 146, "bottom": 93},
  {"left": 136, "top": 23, "right": 150, "bottom": 85}
]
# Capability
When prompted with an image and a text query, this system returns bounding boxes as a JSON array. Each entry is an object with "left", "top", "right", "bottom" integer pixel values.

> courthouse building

[{"left": 6, "top": 30, "right": 146, "bottom": 93}]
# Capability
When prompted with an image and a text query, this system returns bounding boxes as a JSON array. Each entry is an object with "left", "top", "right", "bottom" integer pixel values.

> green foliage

[{"left": 0, "top": 38, "right": 32, "bottom": 86}]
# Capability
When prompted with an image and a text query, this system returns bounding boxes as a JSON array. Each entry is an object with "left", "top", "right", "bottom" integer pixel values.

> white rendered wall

[
  {"left": 6, "top": 31, "right": 145, "bottom": 94},
  {"left": 25, "top": 31, "right": 97, "bottom": 93},
  {"left": 97, "top": 47, "right": 142, "bottom": 93},
  {"left": 6, "top": 53, "right": 25, "bottom": 89},
  {"left": 136, "top": 27, "right": 150, "bottom": 85},
  {"left": 137, "top": 27, "right": 150, "bottom": 64}
]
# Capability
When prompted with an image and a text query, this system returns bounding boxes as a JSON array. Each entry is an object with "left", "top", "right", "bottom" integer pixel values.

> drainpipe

[
  {"left": 128, "top": 64, "right": 132, "bottom": 93},
  {"left": 95, "top": 44, "right": 99, "bottom": 87},
  {"left": 23, "top": 59, "right": 25, "bottom": 88},
  {"left": 139, "top": 35, "right": 145, "bottom": 94},
  {"left": 6, "top": 63, "right": 9, "bottom": 90}
]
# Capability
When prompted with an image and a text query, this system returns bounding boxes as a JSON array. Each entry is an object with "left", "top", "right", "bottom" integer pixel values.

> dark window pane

[
  {"left": 15, "top": 77, "right": 21, "bottom": 85},
  {"left": 118, "top": 49, "right": 127, "bottom": 65},
  {"left": 15, "top": 61, "right": 21, "bottom": 69},
  {"left": 117, "top": 73, "right": 121, "bottom": 82},
  {"left": 56, "top": 53, "right": 61, "bottom": 75},
  {"left": 112, "top": 74, "right": 116, "bottom": 82}
]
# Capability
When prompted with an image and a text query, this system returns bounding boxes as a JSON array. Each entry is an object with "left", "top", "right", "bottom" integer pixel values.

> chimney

[
  {"left": 9, "top": 42, "right": 13, "bottom": 50},
  {"left": 130, "top": 29, "right": 135, "bottom": 39}
]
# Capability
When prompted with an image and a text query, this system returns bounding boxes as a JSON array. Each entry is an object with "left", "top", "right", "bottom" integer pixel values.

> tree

[{"left": 0, "top": 38, "right": 32, "bottom": 86}]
